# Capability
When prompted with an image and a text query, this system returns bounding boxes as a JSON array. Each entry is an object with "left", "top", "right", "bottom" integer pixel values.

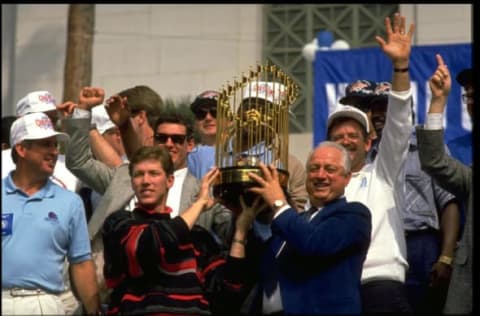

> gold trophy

[{"left": 213, "top": 63, "right": 299, "bottom": 214}]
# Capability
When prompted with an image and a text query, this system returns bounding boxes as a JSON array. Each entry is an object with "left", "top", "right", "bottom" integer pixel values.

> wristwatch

[{"left": 272, "top": 199, "right": 286, "bottom": 211}]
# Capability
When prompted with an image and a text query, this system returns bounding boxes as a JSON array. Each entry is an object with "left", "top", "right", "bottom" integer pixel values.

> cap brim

[
  {"left": 23, "top": 131, "right": 69, "bottom": 143},
  {"left": 339, "top": 95, "right": 373, "bottom": 107},
  {"left": 327, "top": 111, "right": 369, "bottom": 133}
]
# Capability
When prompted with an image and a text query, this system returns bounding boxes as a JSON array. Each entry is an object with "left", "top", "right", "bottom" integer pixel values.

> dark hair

[
  {"left": 129, "top": 146, "right": 174, "bottom": 177},
  {"left": 2, "top": 116, "right": 17, "bottom": 149},
  {"left": 117, "top": 85, "right": 163, "bottom": 127},
  {"left": 154, "top": 107, "right": 195, "bottom": 139}
]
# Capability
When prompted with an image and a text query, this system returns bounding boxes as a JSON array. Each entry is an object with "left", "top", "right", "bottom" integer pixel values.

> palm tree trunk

[{"left": 63, "top": 4, "right": 95, "bottom": 103}]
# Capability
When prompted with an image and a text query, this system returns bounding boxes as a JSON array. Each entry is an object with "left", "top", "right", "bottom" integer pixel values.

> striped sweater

[{"left": 102, "top": 207, "right": 246, "bottom": 315}]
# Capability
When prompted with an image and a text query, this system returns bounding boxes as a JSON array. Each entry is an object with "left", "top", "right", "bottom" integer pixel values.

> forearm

[
  {"left": 428, "top": 95, "right": 448, "bottom": 114},
  {"left": 439, "top": 201, "right": 461, "bottom": 259},
  {"left": 70, "top": 260, "right": 101, "bottom": 315},
  {"left": 89, "top": 129, "right": 123, "bottom": 168},
  {"left": 229, "top": 228, "right": 247, "bottom": 258},
  {"left": 64, "top": 117, "right": 116, "bottom": 194},
  {"left": 391, "top": 58, "right": 410, "bottom": 92}
]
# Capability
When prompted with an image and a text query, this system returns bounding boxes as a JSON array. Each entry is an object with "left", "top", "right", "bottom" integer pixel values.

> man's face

[
  {"left": 103, "top": 127, "right": 126, "bottom": 158},
  {"left": 131, "top": 158, "right": 174, "bottom": 209},
  {"left": 17, "top": 136, "right": 59, "bottom": 176},
  {"left": 154, "top": 123, "right": 194, "bottom": 170},
  {"left": 194, "top": 105, "right": 217, "bottom": 139},
  {"left": 306, "top": 146, "right": 351, "bottom": 206},
  {"left": 328, "top": 119, "right": 371, "bottom": 172}
]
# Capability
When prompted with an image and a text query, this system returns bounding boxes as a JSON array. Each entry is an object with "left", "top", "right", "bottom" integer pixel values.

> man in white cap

[
  {"left": 1, "top": 112, "right": 101, "bottom": 315},
  {"left": 1, "top": 91, "right": 80, "bottom": 193},
  {"left": 1, "top": 91, "right": 85, "bottom": 314},
  {"left": 326, "top": 12, "right": 415, "bottom": 314}
]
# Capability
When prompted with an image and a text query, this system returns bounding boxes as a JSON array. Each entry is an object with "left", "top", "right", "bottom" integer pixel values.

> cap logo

[
  {"left": 37, "top": 93, "right": 55, "bottom": 104},
  {"left": 349, "top": 81, "right": 371, "bottom": 93},
  {"left": 248, "top": 83, "right": 286, "bottom": 99},
  {"left": 35, "top": 117, "right": 54, "bottom": 130}
]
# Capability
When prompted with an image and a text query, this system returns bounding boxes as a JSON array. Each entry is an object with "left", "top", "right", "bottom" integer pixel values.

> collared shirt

[
  {"left": 2, "top": 173, "right": 91, "bottom": 293},
  {"left": 402, "top": 132, "right": 456, "bottom": 231},
  {"left": 368, "top": 132, "right": 456, "bottom": 231}
]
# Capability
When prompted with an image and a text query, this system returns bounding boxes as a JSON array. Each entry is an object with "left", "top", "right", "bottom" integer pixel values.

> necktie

[{"left": 304, "top": 206, "right": 317, "bottom": 221}]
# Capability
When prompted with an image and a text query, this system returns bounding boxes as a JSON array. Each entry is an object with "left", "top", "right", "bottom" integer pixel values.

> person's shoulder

[
  {"left": 49, "top": 181, "right": 80, "bottom": 198},
  {"left": 103, "top": 209, "right": 135, "bottom": 234},
  {"left": 345, "top": 200, "right": 371, "bottom": 216}
]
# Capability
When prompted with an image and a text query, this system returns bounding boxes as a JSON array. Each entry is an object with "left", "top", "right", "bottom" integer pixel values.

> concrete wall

[{"left": 2, "top": 4, "right": 472, "bottom": 163}]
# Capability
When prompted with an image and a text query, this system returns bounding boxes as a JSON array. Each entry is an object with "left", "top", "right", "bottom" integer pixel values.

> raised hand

[
  {"left": 197, "top": 167, "right": 220, "bottom": 210},
  {"left": 375, "top": 12, "right": 415, "bottom": 67},
  {"left": 57, "top": 101, "right": 77, "bottom": 119},
  {"left": 78, "top": 87, "right": 105, "bottom": 111},
  {"left": 105, "top": 94, "right": 130, "bottom": 128},
  {"left": 429, "top": 54, "right": 451, "bottom": 98}
]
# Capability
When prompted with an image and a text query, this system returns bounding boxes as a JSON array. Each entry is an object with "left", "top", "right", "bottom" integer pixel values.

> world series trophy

[{"left": 213, "top": 63, "right": 300, "bottom": 214}]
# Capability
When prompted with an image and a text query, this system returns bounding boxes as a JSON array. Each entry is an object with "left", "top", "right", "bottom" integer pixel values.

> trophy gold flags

[{"left": 213, "top": 63, "right": 300, "bottom": 214}]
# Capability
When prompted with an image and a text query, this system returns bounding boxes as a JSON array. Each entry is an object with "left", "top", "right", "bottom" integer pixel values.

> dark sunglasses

[
  {"left": 154, "top": 133, "right": 187, "bottom": 145},
  {"left": 194, "top": 107, "right": 217, "bottom": 120}
]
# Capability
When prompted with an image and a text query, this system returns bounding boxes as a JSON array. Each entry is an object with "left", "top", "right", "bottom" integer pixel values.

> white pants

[{"left": 2, "top": 293, "right": 65, "bottom": 315}]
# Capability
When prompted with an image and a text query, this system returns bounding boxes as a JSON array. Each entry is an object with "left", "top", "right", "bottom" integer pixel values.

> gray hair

[{"left": 306, "top": 141, "right": 352, "bottom": 174}]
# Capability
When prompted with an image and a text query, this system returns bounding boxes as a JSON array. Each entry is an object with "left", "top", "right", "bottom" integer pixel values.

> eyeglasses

[
  {"left": 462, "top": 93, "right": 473, "bottom": 103},
  {"left": 154, "top": 133, "right": 187, "bottom": 145},
  {"left": 193, "top": 107, "right": 217, "bottom": 120}
]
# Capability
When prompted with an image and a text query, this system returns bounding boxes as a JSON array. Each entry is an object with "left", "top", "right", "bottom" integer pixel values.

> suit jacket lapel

[
  {"left": 179, "top": 172, "right": 199, "bottom": 213},
  {"left": 88, "top": 165, "right": 134, "bottom": 240}
]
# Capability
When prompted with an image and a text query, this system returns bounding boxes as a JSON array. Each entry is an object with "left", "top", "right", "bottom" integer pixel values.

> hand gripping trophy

[{"left": 213, "top": 63, "right": 299, "bottom": 214}]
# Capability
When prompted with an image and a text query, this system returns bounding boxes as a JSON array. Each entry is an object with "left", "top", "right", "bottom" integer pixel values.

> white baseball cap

[
  {"left": 242, "top": 81, "right": 287, "bottom": 105},
  {"left": 91, "top": 105, "right": 116, "bottom": 135},
  {"left": 16, "top": 91, "right": 57, "bottom": 116},
  {"left": 327, "top": 105, "right": 370, "bottom": 133},
  {"left": 10, "top": 112, "right": 69, "bottom": 146}
]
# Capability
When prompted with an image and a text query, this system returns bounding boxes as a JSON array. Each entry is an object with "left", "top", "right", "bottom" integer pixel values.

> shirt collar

[
  {"left": 136, "top": 205, "right": 173, "bottom": 216},
  {"left": 4, "top": 171, "right": 56, "bottom": 198}
]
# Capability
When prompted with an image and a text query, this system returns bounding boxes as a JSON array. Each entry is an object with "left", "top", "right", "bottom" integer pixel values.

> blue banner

[{"left": 313, "top": 43, "right": 472, "bottom": 147}]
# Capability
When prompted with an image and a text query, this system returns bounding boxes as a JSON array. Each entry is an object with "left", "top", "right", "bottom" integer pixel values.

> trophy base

[{"left": 213, "top": 166, "right": 289, "bottom": 216}]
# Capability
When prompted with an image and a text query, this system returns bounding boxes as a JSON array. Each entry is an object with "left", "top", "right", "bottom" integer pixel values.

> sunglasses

[
  {"left": 154, "top": 133, "right": 187, "bottom": 145},
  {"left": 194, "top": 107, "right": 217, "bottom": 120}
]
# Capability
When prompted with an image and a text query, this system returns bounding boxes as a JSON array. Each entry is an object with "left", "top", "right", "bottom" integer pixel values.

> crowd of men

[{"left": 2, "top": 12, "right": 473, "bottom": 316}]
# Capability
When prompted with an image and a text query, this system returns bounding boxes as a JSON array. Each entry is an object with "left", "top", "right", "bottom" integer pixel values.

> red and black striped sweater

[{"left": 102, "top": 207, "right": 247, "bottom": 315}]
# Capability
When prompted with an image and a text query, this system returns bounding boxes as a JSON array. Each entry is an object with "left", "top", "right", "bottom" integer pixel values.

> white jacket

[{"left": 345, "top": 89, "right": 412, "bottom": 283}]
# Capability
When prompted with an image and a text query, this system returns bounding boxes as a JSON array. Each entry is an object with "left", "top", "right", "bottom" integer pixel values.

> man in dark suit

[
  {"left": 239, "top": 141, "right": 371, "bottom": 315},
  {"left": 416, "top": 54, "right": 472, "bottom": 315}
]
